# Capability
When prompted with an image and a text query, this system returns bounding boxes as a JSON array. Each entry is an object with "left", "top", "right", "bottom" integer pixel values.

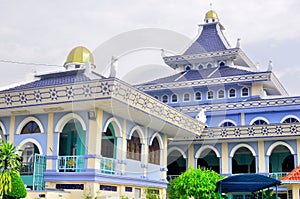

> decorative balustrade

[
  {"left": 20, "top": 162, "right": 34, "bottom": 175},
  {"left": 269, "top": 172, "right": 289, "bottom": 180},
  {"left": 58, "top": 156, "right": 84, "bottom": 172},
  {"left": 196, "top": 123, "right": 300, "bottom": 141},
  {"left": 100, "top": 157, "right": 116, "bottom": 174}
]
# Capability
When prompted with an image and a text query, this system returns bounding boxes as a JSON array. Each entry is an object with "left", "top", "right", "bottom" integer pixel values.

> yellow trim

[
  {"left": 258, "top": 140, "right": 265, "bottom": 173},
  {"left": 251, "top": 82, "right": 263, "bottom": 96},
  {"left": 188, "top": 144, "right": 194, "bottom": 168},
  {"left": 221, "top": 142, "right": 228, "bottom": 174},
  {"left": 297, "top": 139, "right": 300, "bottom": 165},
  {"left": 9, "top": 116, "right": 15, "bottom": 143},
  {"left": 121, "top": 119, "right": 127, "bottom": 174},
  {"left": 240, "top": 112, "right": 245, "bottom": 125},
  {"left": 87, "top": 109, "right": 103, "bottom": 169},
  {"left": 46, "top": 113, "right": 54, "bottom": 170},
  {"left": 162, "top": 134, "right": 168, "bottom": 179}
]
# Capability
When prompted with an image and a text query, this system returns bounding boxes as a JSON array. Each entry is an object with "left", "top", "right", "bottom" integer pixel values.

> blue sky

[{"left": 0, "top": 0, "right": 299, "bottom": 95}]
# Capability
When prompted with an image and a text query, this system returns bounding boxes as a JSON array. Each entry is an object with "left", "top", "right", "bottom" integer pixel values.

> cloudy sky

[{"left": 1, "top": 0, "right": 300, "bottom": 95}]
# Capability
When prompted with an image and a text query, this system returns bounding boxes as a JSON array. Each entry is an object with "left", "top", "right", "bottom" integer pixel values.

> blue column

[
  {"left": 294, "top": 154, "right": 297, "bottom": 168},
  {"left": 228, "top": 157, "right": 232, "bottom": 175},
  {"left": 255, "top": 155, "right": 259, "bottom": 173},
  {"left": 265, "top": 155, "right": 270, "bottom": 174}
]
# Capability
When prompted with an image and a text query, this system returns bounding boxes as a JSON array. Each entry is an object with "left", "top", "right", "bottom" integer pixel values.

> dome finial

[{"left": 204, "top": 4, "right": 219, "bottom": 24}]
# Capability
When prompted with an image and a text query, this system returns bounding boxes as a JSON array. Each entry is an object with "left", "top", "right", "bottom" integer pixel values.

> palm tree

[{"left": 0, "top": 141, "right": 21, "bottom": 198}]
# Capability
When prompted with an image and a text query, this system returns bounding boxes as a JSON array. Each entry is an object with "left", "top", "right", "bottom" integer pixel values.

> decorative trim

[
  {"left": 178, "top": 97, "right": 300, "bottom": 113},
  {"left": 189, "top": 123, "right": 300, "bottom": 142},
  {"left": 54, "top": 113, "right": 87, "bottom": 133},
  {"left": 0, "top": 79, "right": 204, "bottom": 136},
  {"left": 137, "top": 73, "right": 271, "bottom": 92},
  {"left": 16, "top": 116, "right": 45, "bottom": 134}
]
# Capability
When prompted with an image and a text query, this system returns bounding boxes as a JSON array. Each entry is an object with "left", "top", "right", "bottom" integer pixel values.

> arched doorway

[
  {"left": 197, "top": 149, "right": 220, "bottom": 173},
  {"left": 269, "top": 145, "right": 294, "bottom": 178},
  {"left": 20, "top": 142, "right": 40, "bottom": 175},
  {"left": 101, "top": 123, "right": 117, "bottom": 159},
  {"left": 232, "top": 147, "right": 255, "bottom": 174},
  {"left": 19, "top": 142, "right": 41, "bottom": 190},
  {"left": 58, "top": 119, "right": 86, "bottom": 172},
  {"left": 167, "top": 149, "right": 186, "bottom": 180}
]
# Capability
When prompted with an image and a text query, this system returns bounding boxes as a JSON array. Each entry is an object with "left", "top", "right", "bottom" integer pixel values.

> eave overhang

[
  {"left": 163, "top": 48, "right": 256, "bottom": 70},
  {"left": 0, "top": 78, "right": 204, "bottom": 138}
]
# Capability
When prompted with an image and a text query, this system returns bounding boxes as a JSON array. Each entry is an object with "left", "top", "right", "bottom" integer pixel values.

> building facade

[
  {"left": 137, "top": 10, "right": 300, "bottom": 198},
  {"left": 0, "top": 9, "right": 299, "bottom": 199}
]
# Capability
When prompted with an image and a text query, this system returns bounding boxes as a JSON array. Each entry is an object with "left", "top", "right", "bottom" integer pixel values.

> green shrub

[{"left": 3, "top": 172, "right": 27, "bottom": 199}]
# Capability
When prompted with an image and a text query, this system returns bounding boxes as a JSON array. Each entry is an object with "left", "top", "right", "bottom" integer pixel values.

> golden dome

[
  {"left": 205, "top": 10, "right": 218, "bottom": 19},
  {"left": 65, "top": 46, "right": 95, "bottom": 66}
]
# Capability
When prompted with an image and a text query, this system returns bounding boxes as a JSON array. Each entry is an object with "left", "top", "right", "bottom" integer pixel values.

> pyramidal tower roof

[{"left": 183, "top": 10, "right": 231, "bottom": 55}]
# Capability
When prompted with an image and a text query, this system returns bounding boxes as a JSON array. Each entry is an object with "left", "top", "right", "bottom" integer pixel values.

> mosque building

[{"left": 0, "top": 9, "right": 300, "bottom": 199}]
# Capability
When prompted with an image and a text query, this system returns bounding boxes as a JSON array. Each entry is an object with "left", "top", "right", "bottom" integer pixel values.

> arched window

[
  {"left": 185, "top": 65, "right": 191, "bottom": 71},
  {"left": 198, "top": 64, "right": 204, "bottom": 70},
  {"left": 101, "top": 124, "right": 116, "bottom": 158},
  {"left": 207, "top": 63, "right": 213, "bottom": 68},
  {"left": 20, "top": 143, "right": 39, "bottom": 175},
  {"left": 282, "top": 117, "right": 300, "bottom": 124},
  {"left": 241, "top": 87, "right": 249, "bottom": 97},
  {"left": 171, "top": 94, "right": 178, "bottom": 103},
  {"left": 154, "top": 96, "right": 159, "bottom": 100},
  {"left": 149, "top": 137, "right": 160, "bottom": 165},
  {"left": 229, "top": 88, "right": 236, "bottom": 98},
  {"left": 127, "top": 131, "right": 141, "bottom": 161},
  {"left": 183, "top": 93, "right": 190, "bottom": 102},
  {"left": 219, "top": 62, "right": 225, "bottom": 67},
  {"left": 252, "top": 119, "right": 268, "bottom": 125},
  {"left": 207, "top": 91, "right": 214, "bottom": 100},
  {"left": 218, "top": 90, "right": 225, "bottom": 99},
  {"left": 220, "top": 121, "right": 236, "bottom": 127},
  {"left": 21, "top": 121, "right": 41, "bottom": 134},
  {"left": 162, "top": 95, "right": 168, "bottom": 103},
  {"left": 195, "top": 92, "right": 202, "bottom": 101}
]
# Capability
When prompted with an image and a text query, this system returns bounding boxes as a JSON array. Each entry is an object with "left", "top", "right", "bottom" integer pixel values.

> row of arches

[
  {"left": 167, "top": 141, "right": 295, "bottom": 177},
  {"left": 157, "top": 87, "right": 249, "bottom": 104},
  {"left": 219, "top": 115, "right": 300, "bottom": 127},
  {"left": 15, "top": 114, "right": 164, "bottom": 176}
]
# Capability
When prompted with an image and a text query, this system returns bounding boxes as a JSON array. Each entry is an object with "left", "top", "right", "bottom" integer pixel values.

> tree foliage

[
  {"left": 3, "top": 172, "right": 27, "bottom": 199},
  {"left": 168, "top": 167, "right": 223, "bottom": 199},
  {"left": 0, "top": 141, "right": 22, "bottom": 198}
]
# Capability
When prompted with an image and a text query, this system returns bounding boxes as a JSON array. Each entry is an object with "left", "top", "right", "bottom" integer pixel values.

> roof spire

[{"left": 204, "top": 4, "right": 219, "bottom": 24}]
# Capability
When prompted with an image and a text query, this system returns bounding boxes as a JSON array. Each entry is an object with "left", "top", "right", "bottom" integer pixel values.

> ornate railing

[
  {"left": 196, "top": 123, "right": 300, "bottom": 141},
  {"left": 269, "top": 172, "right": 289, "bottom": 180},
  {"left": 20, "top": 162, "right": 34, "bottom": 175},
  {"left": 100, "top": 157, "right": 116, "bottom": 174},
  {"left": 58, "top": 156, "right": 84, "bottom": 172}
]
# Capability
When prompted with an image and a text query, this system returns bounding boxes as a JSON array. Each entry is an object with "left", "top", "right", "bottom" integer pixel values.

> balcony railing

[
  {"left": 269, "top": 172, "right": 289, "bottom": 180},
  {"left": 58, "top": 156, "right": 84, "bottom": 172},
  {"left": 20, "top": 162, "right": 34, "bottom": 175},
  {"left": 100, "top": 157, "right": 116, "bottom": 174}
]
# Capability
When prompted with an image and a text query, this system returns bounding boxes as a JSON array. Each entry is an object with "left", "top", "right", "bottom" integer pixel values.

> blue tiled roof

[
  {"left": 140, "top": 67, "right": 256, "bottom": 85},
  {"left": 183, "top": 24, "right": 228, "bottom": 55},
  {"left": 3, "top": 70, "right": 92, "bottom": 92}
]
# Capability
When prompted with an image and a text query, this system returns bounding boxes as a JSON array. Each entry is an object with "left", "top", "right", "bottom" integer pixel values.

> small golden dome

[
  {"left": 65, "top": 46, "right": 95, "bottom": 66},
  {"left": 205, "top": 10, "right": 218, "bottom": 19}
]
